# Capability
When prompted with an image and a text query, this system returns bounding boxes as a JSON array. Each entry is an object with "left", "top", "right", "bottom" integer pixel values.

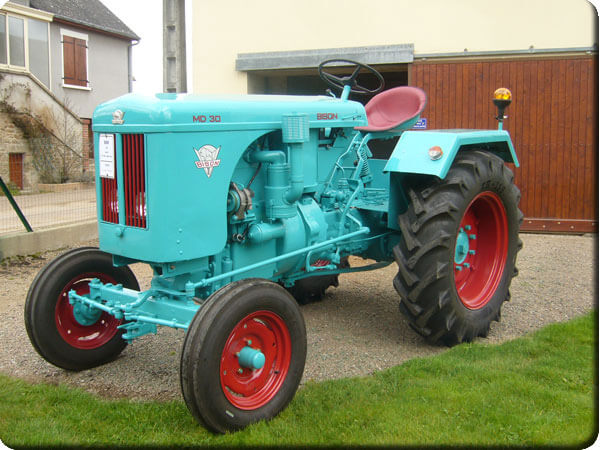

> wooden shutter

[{"left": 63, "top": 35, "right": 87, "bottom": 87}]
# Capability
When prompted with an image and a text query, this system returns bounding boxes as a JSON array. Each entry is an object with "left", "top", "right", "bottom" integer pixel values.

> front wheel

[
  {"left": 180, "top": 279, "right": 307, "bottom": 433},
  {"left": 394, "top": 151, "right": 523, "bottom": 345},
  {"left": 24, "top": 247, "right": 139, "bottom": 370}
]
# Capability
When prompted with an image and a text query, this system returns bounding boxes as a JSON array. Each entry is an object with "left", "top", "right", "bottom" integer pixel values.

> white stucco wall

[
  {"left": 49, "top": 23, "right": 131, "bottom": 118},
  {"left": 191, "top": 0, "right": 597, "bottom": 94}
]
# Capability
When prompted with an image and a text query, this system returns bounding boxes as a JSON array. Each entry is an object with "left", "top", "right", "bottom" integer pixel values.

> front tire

[
  {"left": 180, "top": 279, "right": 306, "bottom": 433},
  {"left": 24, "top": 247, "right": 139, "bottom": 370},
  {"left": 394, "top": 151, "right": 523, "bottom": 345}
]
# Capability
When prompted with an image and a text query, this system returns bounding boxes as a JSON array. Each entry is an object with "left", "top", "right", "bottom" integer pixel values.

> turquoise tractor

[{"left": 25, "top": 60, "right": 522, "bottom": 432}]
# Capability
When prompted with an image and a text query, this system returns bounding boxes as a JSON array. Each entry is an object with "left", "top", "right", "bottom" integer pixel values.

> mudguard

[{"left": 383, "top": 129, "right": 519, "bottom": 179}]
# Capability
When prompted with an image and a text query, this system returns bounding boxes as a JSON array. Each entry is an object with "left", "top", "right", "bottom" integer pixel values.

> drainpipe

[{"left": 127, "top": 40, "right": 140, "bottom": 93}]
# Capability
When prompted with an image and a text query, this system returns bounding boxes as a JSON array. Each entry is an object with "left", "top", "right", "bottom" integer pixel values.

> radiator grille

[{"left": 122, "top": 134, "right": 147, "bottom": 228}]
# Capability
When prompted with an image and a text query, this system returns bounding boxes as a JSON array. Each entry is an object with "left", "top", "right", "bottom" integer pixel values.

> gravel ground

[{"left": 0, "top": 233, "right": 596, "bottom": 401}]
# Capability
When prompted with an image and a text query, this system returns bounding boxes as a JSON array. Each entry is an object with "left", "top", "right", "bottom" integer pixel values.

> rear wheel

[
  {"left": 393, "top": 151, "right": 522, "bottom": 345},
  {"left": 24, "top": 247, "right": 139, "bottom": 370},
  {"left": 180, "top": 279, "right": 306, "bottom": 433}
]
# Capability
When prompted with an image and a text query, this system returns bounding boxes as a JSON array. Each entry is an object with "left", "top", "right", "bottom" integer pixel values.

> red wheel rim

[
  {"left": 454, "top": 192, "right": 508, "bottom": 310},
  {"left": 220, "top": 310, "right": 291, "bottom": 410},
  {"left": 55, "top": 273, "right": 122, "bottom": 349}
]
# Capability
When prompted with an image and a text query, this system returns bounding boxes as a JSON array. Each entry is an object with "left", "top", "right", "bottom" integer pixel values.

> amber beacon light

[{"left": 493, "top": 88, "right": 512, "bottom": 129}]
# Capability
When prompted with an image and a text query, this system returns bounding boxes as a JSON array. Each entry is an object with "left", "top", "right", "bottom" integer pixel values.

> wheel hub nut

[{"left": 238, "top": 346, "right": 265, "bottom": 370}]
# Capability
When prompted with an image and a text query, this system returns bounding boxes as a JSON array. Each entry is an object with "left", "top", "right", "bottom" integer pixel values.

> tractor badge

[{"left": 194, "top": 144, "right": 221, "bottom": 177}]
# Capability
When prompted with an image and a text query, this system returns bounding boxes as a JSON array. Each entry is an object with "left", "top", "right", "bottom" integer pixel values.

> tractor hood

[
  {"left": 93, "top": 93, "right": 368, "bottom": 132},
  {"left": 92, "top": 92, "right": 367, "bottom": 264}
]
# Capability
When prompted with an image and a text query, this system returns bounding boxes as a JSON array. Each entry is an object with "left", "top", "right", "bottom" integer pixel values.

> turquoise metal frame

[{"left": 383, "top": 129, "right": 519, "bottom": 178}]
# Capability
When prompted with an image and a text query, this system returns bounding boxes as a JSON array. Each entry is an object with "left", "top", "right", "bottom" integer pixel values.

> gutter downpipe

[{"left": 128, "top": 39, "right": 140, "bottom": 93}]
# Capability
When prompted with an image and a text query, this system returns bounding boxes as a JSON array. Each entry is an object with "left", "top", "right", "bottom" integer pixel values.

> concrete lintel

[
  {"left": 0, "top": 221, "right": 98, "bottom": 260},
  {"left": 236, "top": 44, "right": 414, "bottom": 71},
  {"left": 415, "top": 46, "right": 598, "bottom": 60}
]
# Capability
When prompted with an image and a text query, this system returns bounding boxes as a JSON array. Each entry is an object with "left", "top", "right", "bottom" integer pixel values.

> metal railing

[{"left": 0, "top": 181, "right": 96, "bottom": 235}]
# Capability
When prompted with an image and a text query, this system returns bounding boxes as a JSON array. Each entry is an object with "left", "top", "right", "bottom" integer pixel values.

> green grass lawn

[{"left": 1, "top": 311, "right": 596, "bottom": 448}]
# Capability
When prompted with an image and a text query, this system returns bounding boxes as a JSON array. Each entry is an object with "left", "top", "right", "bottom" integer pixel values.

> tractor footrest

[
  {"left": 119, "top": 321, "right": 157, "bottom": 342},
  {"left": 353, "top": 199, "right": 389, "bottom": 212},
  {"left": 353, "top": 188, "right": 389, "bottom": 212}
]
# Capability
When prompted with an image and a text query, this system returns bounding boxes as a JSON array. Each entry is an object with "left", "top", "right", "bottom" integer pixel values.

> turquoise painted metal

[
  {"left": 454, "top": 227, "right": 470, "bottom": 265},
  {"left": 454, "top": 223, "right": 478, "bottom": 272},
  {"left": 72, "top": 301, "right": 102, "bottom": 326},
  {"left": 238, "top": 346, "right": 266, "bottom": 370},
  {"left": 93, "top": 94, "right": 367, "bottom": 263},
  {"left": 68, "top": 68, "right": 518, "bottom": 343},
  {"left": 383, "top": 129, "right": 519, "bottom": 179}
]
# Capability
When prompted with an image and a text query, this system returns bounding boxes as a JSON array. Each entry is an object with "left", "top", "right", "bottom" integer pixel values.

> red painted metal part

[
  {"left": 54, "top": 272, "right": 122, "bottom": 349},
  {"left": 220, "top": 310, "right": 291, "bottom": 410},
  {"left": 312, "top": 259, "right": 330, "bottom": 267},
  {"left": 454, "top": 192, "right": 508, "bottom": 310},
  {"left": 123, "top": 134, "right": 147, "bottom": 228}
]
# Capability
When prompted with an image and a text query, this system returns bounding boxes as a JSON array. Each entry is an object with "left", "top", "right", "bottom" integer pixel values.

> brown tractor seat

[{"left": 355, "top": 86, "right": 427, "bottom": 132}]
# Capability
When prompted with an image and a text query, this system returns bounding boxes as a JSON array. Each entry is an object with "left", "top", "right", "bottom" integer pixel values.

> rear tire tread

[{"left": 393, "top": 151, "right": 522, "bottom": 345}]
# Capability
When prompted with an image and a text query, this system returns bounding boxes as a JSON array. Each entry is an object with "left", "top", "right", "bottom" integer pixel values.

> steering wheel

[{"left": 318, "top": 59, "right": 384, "bottom": 95}]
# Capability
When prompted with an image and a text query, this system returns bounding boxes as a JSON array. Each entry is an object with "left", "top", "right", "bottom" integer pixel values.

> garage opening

[
  {"left": 247, "top": 64, "right": 410, "bottom": 158},
  {"left": 237, "top": 44, "right": 415, "bottom": 157},
  {"left": 248, "top": 65, "right": 409, "bottom": 97}
]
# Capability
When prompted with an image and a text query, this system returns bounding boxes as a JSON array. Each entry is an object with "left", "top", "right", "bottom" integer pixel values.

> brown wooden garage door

[{"left": 410, "top": 55, "right": 598, "bottom": 233}]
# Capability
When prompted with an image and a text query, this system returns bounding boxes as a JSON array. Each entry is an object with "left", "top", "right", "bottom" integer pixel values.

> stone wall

[
  {"left": 0, "top": 71, "right": 94, "bottom": 191},
  {"left": 0, "top": 110, "right": 38, "bottom": 190}
]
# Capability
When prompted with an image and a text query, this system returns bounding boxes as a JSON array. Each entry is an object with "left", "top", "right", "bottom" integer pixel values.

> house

[
  {"left": 190, "top": 0, "right": 598, "bottom": 233},
  {"left": 0, "top": 0, "right": 139, "bottom": 190}
]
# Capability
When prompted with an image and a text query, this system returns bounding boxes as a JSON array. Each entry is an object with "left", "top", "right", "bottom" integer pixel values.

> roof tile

[{"left": 30, "top": 0, "right": 140, "bottom": 40}]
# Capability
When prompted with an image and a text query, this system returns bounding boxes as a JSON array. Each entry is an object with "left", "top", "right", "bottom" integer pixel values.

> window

[
  {"left": 28, "top": 18, "right": 49, "bottom": 86},
  {"left": 8, "top": 16, "right": 25, "bottom": 67},
  {"left": 0, "top": 13, "right": 50, "bottom": 87},
  {"left": 0, "top": 17, "right": 6, "bottom": 64},
  {"left": 61, "top": 29, "right": 88, "bottom": 88}
]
